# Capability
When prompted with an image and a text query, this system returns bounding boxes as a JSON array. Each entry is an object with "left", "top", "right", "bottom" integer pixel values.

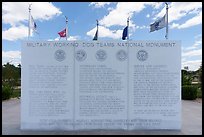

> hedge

[
  {"left": 182, "top": 85, "right": 197, "bottom": 100},
  {"left": 2, "top": 85, "right": 12, "bottom": 100}
]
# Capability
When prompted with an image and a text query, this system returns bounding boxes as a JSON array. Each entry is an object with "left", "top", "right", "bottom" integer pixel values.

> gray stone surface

[{"left": 2, "top": 98, "right": 202, "bottom": 135}]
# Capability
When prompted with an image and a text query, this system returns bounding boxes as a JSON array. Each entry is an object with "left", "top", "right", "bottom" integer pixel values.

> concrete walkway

[{"left": 2, "top": 98, "right": 202, "bottom": 135}]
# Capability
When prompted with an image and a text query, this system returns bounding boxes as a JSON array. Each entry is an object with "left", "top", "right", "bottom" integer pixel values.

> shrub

[
  {"left": 182, "top": 85, "right": 198, "bottom": 100},
  {"left": 197, "top": 87, "right": 202, "bottom": 98},
  {"left": 2, "top": 85, "right": 12, "bottom": 100}
]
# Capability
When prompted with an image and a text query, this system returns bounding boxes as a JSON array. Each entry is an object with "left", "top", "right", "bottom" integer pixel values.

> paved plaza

[{"left": 2, "top": 98, "right": 202, "bottom": 135}]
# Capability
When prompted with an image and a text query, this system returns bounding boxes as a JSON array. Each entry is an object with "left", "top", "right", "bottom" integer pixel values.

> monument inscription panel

[{"left": 21, "top": 41, "right": 181, "bottom": 130}]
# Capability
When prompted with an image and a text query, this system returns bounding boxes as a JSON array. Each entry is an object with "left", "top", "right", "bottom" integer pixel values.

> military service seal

[
  {"left": 54, "top": 49, "right": 66, "bottom": 62},
  {"left": 95, "top": 49, "right": 107, "bottom": 61},
  {"left": 137, "top": 50, "right": 148, "bottom": 61},
  {"left": 116, "top": 50, "right": 127, "bottom": 61},
  {"left": 75, "top": 49, "right": 87, "bottom": 61}
]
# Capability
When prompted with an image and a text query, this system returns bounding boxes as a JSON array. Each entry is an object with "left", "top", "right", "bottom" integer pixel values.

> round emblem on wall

[
  {"left": 95, "top": 50, "right": 107, "bottom": 61},
  {"left": 54, "top": 49, "right": 66, "bottom": 62},
  {"left": 116, "top": 50, "right": 127, "bottom": 61},
  {"left": 75, "top": 50, "right": 87, "bottom": 61},
  {"left": 137, "top": 50, "right": 148, "bottom": 61}
]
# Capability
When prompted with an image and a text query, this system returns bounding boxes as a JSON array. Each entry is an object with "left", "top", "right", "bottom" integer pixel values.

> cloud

[
  {"left": 177, "top": 11, "right": 202, "bottom": 29},
  {"left": 89, "top": 2, "right": 111, "bottom": 8},
  {"left": 87, "top": 26, "right": 123, "bottom": 39},
  {"left": 48, "top": 36, "right": 80, "bottom": 41},
  {"left": 67, "top": 36, "right": 80, "bottom": 41},
  {"left": 149, "top": 2, "right": 163, "bottom": 9},
  {"left": 87, "top": 2, "right": 161, "bottom": 39},
  {"left": 99, "top": 2, "right": 148, "bottom": 27},
  {"left": 2, "top": 25, "right": 28, "bottom": 41},
  {"left": 2, "top": 2, "right": 62, "bottom": 41},
  {"left": 98, "top": 2, "right": 165, "bottom": 28},
  {"left": 181, "top": 33, "right": 202, "bottom": 71},
  {"left": 3, "top": 2, "right": 62, "bottom": 26},
  {"left": 193, "top": 35, "right": 202, "bottom": 47},
  {"left": 136, "top": 25, "right": 149, "bottom": 29},
  {"left": 182, "top": 60, "right": 202, "bottom": 71},
  {"left": 170, "top": 11, "right": 202, "bottom": 29},
  {"left": 146, "top": 14, "right": 150, "bottom": 18},
  {"left": 182, "top": 34, "right": 202, "bottom": 51},
  {"left": 182, "top": 49, "right": 202, "bottom": 57},
  {"left": 2, "top": 50, "right": 21, "bottom": 66},
  {"left": 154, "top": 2, "right": 202, "bottom": 23},
  {"left": 170, "top": 23, "right": 180, "bottom": 29}
]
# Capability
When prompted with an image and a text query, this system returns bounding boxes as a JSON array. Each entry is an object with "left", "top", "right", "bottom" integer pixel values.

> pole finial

[
  {"left": 165, "top": 2, "right": 168, "bottom": 8},
  {"left": 29, "top": 3, "right": 32, "bottom": 10},
  {"left": 165, "top": 2, "right": 168, "bottom": 39},
  {"left": 96, "top": 19, "right": 99, "bottom": 26},
  {"left": 65, "top": 16, "right": 68, "bottom": 22}
]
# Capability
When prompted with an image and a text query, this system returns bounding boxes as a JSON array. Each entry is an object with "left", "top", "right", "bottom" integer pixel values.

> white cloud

[
  {"left": 146, "top": 14, "right": 150, "bottom": 18},
  {"left": 48, "top": 36, "right": 80, "bottom": 41},
  {"left": 182, "top": 49, "right": 202, "bottom": 57},
  {"left": 98, "top": 2, "right": 166, "bottom": 28},
  {"left": 178, "top": 11, "right": 202, "bottom": 29},
  {"left": 67, "top": 36, "right": 80, "bottom": 41},
  {"left": 3, "top": 2, "right": 62, "bottom": 26},
  {"left": 87, "top": 2, "right": 161, "bottom": 39},
  {"left": 87, "top": 2, "right": 201, "bottom": 39},
  {"left": 99, "top": 2, "right": 147, "bottom": 27},
  {"left": 170, "top": 11, "right": 202, "bottom": 29},
  {"left": 136, "top": 25, "right": 149, "bottom": 29},
  {"left": 101, "top": 3, "right": 141, "bottom": 27},
  {"left": 2, "top": 25, "right": 28, "bottom": 41},
  {"left": 182, "top": 60, "right": 202, "bottom": 71},
  {"left": 182, "top": 34, "right": 202, "bottom": 51},
  {"left": 149, "top": 2, "right": 163, "bottom": 9},
  {"left": 108, "top": 7, "right": 114, "bottom": 11},
  {"left": 181, "top": 33, "right": 202, "bottom": 71},
  {"left": 2, "top": 50, "right": 21, "bottom": 66},
  {"left": 193, "top": 36, "right": 202, "bottom": 47},
  {"left": 89, "top": 2, "right": 111, "bottom": 8},
  {"left": 170, "top": 23, "right": 180, "bottom": 29},
  {"left": 2, "top": 2, "right": 62, "bottom": 41},
  {"left": 87, "top": 26, "right": 123, "bottom": 39},
  {"left": 154, "top": 2, "right": 202, "bottom": 23}
]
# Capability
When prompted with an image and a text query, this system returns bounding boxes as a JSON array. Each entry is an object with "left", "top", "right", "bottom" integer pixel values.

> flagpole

[
  {"left": 65, "top": 16, "right": 68, "bottom": 40},
  {"left": 28, "top": 4, "right": 32, "bottom": 39},
  {"left": 165, "top": 2, "right": 168, "bottom": 40},
  {"left": 127, "top": 17, "right": 129, "bottom": 40},
  {"left": 96, "top": 19, "right": 99, "bottom": 40}
]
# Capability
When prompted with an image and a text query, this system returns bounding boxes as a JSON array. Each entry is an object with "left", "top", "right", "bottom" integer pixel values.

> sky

[{"left": 2, "top": 2, "right": 202, "bottom": 71}]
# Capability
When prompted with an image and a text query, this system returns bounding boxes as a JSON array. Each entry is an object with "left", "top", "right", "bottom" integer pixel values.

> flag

[
  {"left": 122, "top": 26, "right": 128, "bottom": 40},
  {"left": 93, "top": 29, "right": 98, "bottom": 40},
  {"left": 30, "top": 15, "right": 37, "bottom": 31},
  {"left": 58, "top": 28, "right": 66, "bottom": 37},
  {"left": 150, "top": 14, "right": 166, "bottom": 32}
]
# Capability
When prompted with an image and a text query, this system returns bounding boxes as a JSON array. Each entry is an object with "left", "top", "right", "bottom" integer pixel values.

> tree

[
  {"left": 2, "top": 62, "right": 20, "bottom": 89},
  {"left": 182, "top": 69, "right": 192, "bottom": 86},
  {"left": 198, "top": 63, "right": 202, "bottom": 91}
]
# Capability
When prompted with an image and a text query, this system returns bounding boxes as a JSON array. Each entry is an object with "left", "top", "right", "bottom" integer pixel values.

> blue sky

[{"left": 2, "top": 2, "right": 202, "bottom": 71}]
